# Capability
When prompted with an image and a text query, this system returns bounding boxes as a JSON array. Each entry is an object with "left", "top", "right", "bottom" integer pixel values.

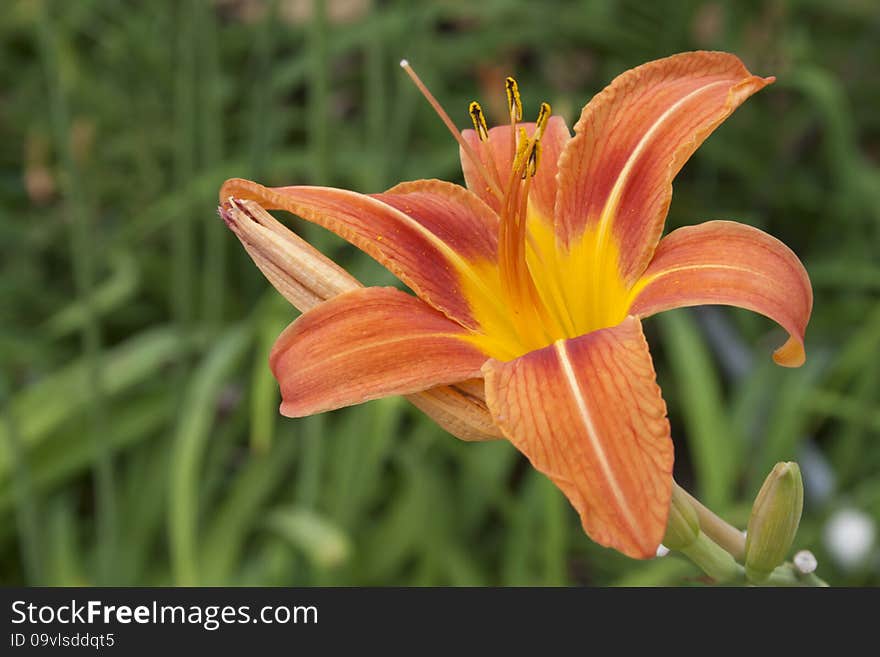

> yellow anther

[
  {"left": 469, "top": 101, "right": 489, "bottom": 141},
  {"left": 534, "top": 102, "right": 551, "bottom": 140},
  {"left": 512, "top": 127, "right": 530, "bottom": 170},
  {"left": 525, "top": 141, "right": 540, "bottom": 178},
  {"left": 505, "top": 77, "right": 522, "bottom": 122},
  {"left": 510, "top": 127, "right": 538, "bottom": 179}
]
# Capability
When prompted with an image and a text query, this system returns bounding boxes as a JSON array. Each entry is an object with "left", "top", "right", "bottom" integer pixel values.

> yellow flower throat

[{"left": 401, "top": 63, "right": 632, "bottom": 362}]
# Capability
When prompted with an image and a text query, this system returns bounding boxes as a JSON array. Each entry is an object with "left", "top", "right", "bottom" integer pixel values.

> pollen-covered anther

[
  {"left": 534, "top": 101, "right": 551, "bottom": 139},
  {"left": 505, "top": 77, "right": 523, "bottom": 122},
  {"left": 510, "top": 127, "right": 538, "bottom": 180},
  {"left": 524, "top": 102, "right": 552, "bottom": 178},
  {"left": 469, "top": 101, "right": 489, "bottom": 141},
  {"left": 524, "top": 142, "right": 540, "bottom": 179}
]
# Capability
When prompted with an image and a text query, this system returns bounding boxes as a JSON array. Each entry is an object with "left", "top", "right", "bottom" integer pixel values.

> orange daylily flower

[{"left": 219, "top": 51, "right": 812, "bottom": 559}]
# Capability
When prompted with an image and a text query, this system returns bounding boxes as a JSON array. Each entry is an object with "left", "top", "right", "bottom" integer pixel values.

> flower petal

[
  {"left": 220, "top": 199, "right": 500, "bottom": 440},
  {"left": 482, "top": 316, "right": 674, "bottom": 559},
  {"left": 376, "top": 178, "right": 498, "bottom": 261},
  {"left": 461, "top": 116, "right": 571, "bottom": 220},
  {"left": 408, "top": 379, "right": 502, "bottom": 442},
  {"left": 271, "top": 287, "right": 488, "bottom": 417},
  {"left": 555, "top": 51, "right": 774, "bottom": 284},
  {"left": 629, "top": 221, "right": 813, "bottom": 367},
  {"left": 219, "top": 199, "right": 361, "bottom": 309},
  {"left": 220, "top": 178, "right": 498, "bottom": 330}
]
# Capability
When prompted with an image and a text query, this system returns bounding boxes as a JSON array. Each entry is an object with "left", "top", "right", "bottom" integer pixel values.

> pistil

[
  {"left": 401, "top": 62, "right": 573, "bottom": 355},
  {"left": 399, "top": 60, "right": 502, "bottom": 201}
]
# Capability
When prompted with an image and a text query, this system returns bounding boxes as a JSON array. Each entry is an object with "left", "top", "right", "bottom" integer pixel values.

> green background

[{"left": 2, "top": 0, "right": 878, "bottom": 586}]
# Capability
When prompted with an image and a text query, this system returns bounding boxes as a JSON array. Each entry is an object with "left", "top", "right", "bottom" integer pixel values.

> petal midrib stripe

[
  {"left": 293, "top": 333, "right": 479, "bottom": 374},
  {"left": 342, "top": 191, "right": 512, "bottom": 325},
  {"left": 626, "top": 262, "right": 788, "bottom": 310},
  {"left": 593, "top": 79, "right": 732, "bottom": 251},
  {"left": 553, "top": 338, "right": 640, "bottom": 538}
]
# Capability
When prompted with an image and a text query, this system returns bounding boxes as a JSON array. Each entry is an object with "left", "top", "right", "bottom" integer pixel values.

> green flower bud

[
  {"left": 663, "top": 485, "right": 701, "bottom": 551},
  {"left": 745, "top": 462, "right": 804, "bottom": 583}
]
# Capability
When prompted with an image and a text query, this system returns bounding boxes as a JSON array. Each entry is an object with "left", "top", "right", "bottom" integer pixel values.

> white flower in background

[{"left": 823, "top": 508, "right": 876, "bottom": 570}]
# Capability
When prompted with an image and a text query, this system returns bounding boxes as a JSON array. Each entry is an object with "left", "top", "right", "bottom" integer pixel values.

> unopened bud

[
  {"left": 663, "top": 485, "right": 701, "bottom": 550},
  {"left": 745, "top": 462, "right": 804, "bottom": 583}
]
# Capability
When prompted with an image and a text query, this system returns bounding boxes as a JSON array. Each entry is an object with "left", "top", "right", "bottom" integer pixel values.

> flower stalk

[
  {"left": 674, "top": 482, "right": 746, "bottom": 561},
  {"left": 663, "top": 484, "right": 700, "bottom": 551},
  {"left": 668, "top": 470, "right": 827, "bottom": 587},
  {"left": 678, "top": 532, "right": 742, "bottom": 583}
]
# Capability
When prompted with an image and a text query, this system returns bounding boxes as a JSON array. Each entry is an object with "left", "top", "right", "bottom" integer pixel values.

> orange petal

[
  {"left": 461, "top": 116, "right": 570, "bottom": 219},
  {"left": 271, "top": 287, "right": 488, "bottom": 417},
  {"left": 219, "top": 198, "right": 500, "bottom": 439},
  {"left": 629, "top": 221, "right": 813, "bottom": 367},
  {"left": 220, "top": 178, "right": 497, "bottom": 330},
  {"left": 482, "top": 317, "right": 674, "bottom": 559},
  {"left": 555, "top": 51, "right": 774, "bottom": 284},
  {"left": 219, "top": 199, "right": 499, "bottom": 437}
]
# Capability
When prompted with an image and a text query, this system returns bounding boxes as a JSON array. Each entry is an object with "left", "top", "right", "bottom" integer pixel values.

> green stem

[
  {"left": 198, "top": 0, "right": 226, "bottom": 329},
  {"left": 1, "top": 375, "right": 43, "bottom": 584},
  {"left": 677, "top": 532, "right": 742, "bottom": 583},
  {"left": 37, "top": 2, "right": 115, "bottom": 585},
  {"left": 174, "top": 0, "right": 196, "bottom": 329},
  {"left": 671, "top": 482, "right": 830, "bottom": 587},
  {"left": 764, "top": 563, "right": 829, "bottom": 587},
  {"left": 247, "top": 0, "right": 279, "bottom": 181},
  {"left": 309, "top": 0, "right": 330, "bottom": 187},
  {"left": 674, "top": 481, "right": 746, "bottom": 561},
  {"left": 365, "top": 9, "right": 386, "bottom": 191}
]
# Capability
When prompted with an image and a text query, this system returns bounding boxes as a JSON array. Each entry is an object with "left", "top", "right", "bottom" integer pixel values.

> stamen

[
  {"left": 505, "top": 77, "right": 523, "bottom": 122},
  {"left": 470, "top": 101, "right": 505, "bottom": 199},
  {"left": 512, "top": 126, "right": 532, "bottom": 171},
  {"left": 524, "top": 102, "right": 551, "bottom": 178},
  {"left": 509, "top": 126, "right": 534, "bottom": 180},
  {"left": 496, "top": 118, "right": 557, "bottom": 346},
  {"left": 534, "top": 101, "right": 551, "bottom": 139},
  {"left": 525, "top": 141, "right": 540, "bottom": 179},
  {"left": 400, "top": 60, "right": 502, "bottom": 200},
  {"left": 469, "top": 101, "right": 489, "bottom": 141},
  {"left": 505, "top": 77, "right": 521, "bottom": 167}
]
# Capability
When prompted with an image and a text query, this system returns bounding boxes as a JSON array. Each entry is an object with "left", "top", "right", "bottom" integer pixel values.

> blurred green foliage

[{"left": 1, "top": 0, "right": 878, "bottom": 586}]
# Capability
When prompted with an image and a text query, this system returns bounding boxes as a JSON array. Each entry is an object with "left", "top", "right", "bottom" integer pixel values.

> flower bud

[
  {"left": 663, "top": 485, "right": 701, "bottom": 550},
  {"left": 745, "top": 462, "right": 804, "bottom": 583}
]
